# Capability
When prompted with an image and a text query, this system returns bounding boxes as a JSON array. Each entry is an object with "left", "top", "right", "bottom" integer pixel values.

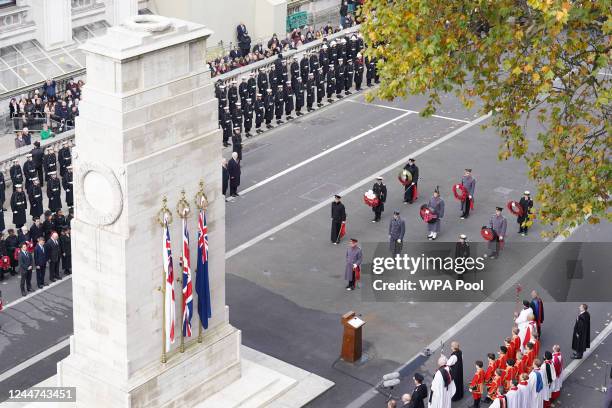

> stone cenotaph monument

[{"left": 55, "top": 15, "right": 332, "bottom": 407}]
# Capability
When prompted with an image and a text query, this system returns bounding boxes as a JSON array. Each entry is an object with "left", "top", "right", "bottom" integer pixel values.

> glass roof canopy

[{"left": 0, "top": 21, "right": 109, "bottom": 95}]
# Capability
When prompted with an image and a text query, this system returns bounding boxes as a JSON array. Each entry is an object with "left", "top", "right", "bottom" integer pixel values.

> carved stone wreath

[
  {"left": 75, "top": 161, "right": 124, "bottom": 226},
  {"left": 123, "top": 15, "right": 173, "bottom": 33}
]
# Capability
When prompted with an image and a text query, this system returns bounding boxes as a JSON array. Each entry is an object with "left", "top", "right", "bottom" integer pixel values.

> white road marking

[
  {"left": 344, "top": 227, "right": 579, "bottom": 408},
  {"left": 598, "top": 71, "right": 611, "bottom": 77},
  {"left": 239, "top": 111, "right": 414, "bottom": 196},
  {"left": 0, "top": 338, "right": 70, "bottom": 383},
  {"left": 345, "top": 99, "right": 472, "bottom": 123},
  {"left": 3, "top": 276, "right": 72, "bottom": 310},
  {"left": 226, "top": 113, "right": 490, "bottom": 259}
]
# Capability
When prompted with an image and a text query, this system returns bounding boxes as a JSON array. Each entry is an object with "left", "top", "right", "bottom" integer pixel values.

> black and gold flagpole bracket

[
  {"left": 176, "top": 190, "right": 190, "bottom": 353},
  {"left": 194, "top": 180, "right": 208, "bottom": 343},
  {"left": 157, "top": 196, "right": 172, "bottom": 364}
]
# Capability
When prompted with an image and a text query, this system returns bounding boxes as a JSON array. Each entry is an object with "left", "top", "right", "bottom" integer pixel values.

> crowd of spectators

[
  {"left": 208, "top": 19, "right": 358, "bottom": 78},
  {"left": 8, "top": 78, "right": 84, "bottom": 149}
]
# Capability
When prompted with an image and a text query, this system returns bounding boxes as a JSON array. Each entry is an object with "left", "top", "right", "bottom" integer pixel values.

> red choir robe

[
  {"left": 498, "top": 353, "right": 508, "bottom": 370},
  {"left": 505, "top": 365, "right": 519, "bottom": 390},
  {"left": 534, "top": 339, "right": 541, "bottom": 358},
  {"left": 470, "top": 369, "right": 486, "bottom": 400},
  {"left": 512, "top": 335, "right": 521, "bottom": 356},
  {"left": 487, "top": 375, "right": 503, "bottom": 399},
  {"left": 485, "top": 361, "right": 497, "bottom": 384},
  {"left": 506, "top": 342, "right": 516, "bottom": 362},
  {"left": 551, "top": 352, "right": 563, "bottom": 400}
]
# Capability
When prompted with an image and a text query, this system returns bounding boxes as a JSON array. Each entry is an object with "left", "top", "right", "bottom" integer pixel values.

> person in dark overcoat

[
  {"left": 28, "top": 178, "right": 43, "bottom": 219},
  {"left": 460, "top": 168, "right": 476, "bottom": 219},
  {"left": 60, "top": 228, "right": 71, "bottom": 275},
  {"left": 371, "top": 176, "right": 387, "bottom": 222},
  {"left": 47, "top": 172, "right": 62, "bottom": 213},
  {"left": 11, "top": 185, "right": 27, "bottom": 228},
  {"left": 331, "top": 194, "right": 346, "bottom": 244},
  {"left": 448, "top": 341, "right": 464, "bottom": 401},
  {"left": 227, "top": 152, "right": 241, "bottom": 197},
  {"left": 571, "top": 303, "right": 590, "bottom": 359}
]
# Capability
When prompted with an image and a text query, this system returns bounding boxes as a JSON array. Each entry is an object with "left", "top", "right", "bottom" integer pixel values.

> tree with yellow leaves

[{"left": 360, "top": 0, "right": 611, "bottom": 235}]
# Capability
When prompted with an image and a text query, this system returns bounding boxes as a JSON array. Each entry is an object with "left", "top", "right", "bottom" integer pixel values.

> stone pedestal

[
  {"left": 56, "top": 16, "right": 239, "bottom": 407},
  {"left": 30, "top": 0, "right": 73, "bottom": 50}
]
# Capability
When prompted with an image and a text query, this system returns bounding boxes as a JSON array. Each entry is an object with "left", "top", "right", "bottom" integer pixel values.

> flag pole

[
  {"left": 177, "top": 190, "right": 190, "bottom": 353},
  {"left": 157, "top": 196, "right": 172, "bottom": 363},
  {"left": 195, "top": 180, "right": 209, "bottom": 344}
]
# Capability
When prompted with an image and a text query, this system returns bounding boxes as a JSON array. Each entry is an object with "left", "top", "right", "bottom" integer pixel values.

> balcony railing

[
  {"left": 0, "top": 6, "right": 34, "bottom": 35},
  {"left": 71, "top": 0, "right": 104, "bottom": 15}
]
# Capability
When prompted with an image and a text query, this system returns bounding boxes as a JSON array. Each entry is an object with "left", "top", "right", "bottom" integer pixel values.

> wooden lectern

[{"left": 341, "top": 311, "right": 365, "bottom": 362}]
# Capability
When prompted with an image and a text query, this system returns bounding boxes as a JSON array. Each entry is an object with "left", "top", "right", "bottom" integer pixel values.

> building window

[{"left": 0, "top": 0, "right": 16, "bottom": 7}]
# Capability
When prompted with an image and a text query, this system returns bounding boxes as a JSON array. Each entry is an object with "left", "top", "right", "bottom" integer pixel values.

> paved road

[{"left": 0, "top": 89, "right": 610, "bottom": 408}]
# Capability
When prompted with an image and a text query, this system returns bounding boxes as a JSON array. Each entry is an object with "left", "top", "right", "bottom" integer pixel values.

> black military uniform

[
  {"left": 10, "top": 160, "right": 23, "bottom": 192},
  {"left": 217, "top": 84, "right": 227, "bottom": 127},
  {"left": 60, "top": 230, "right": 71, "bottom": 275},
  {"left": 247, "top": 74, "right": 257, "bottom": 102},
  {"left": 243, "top": 98, "right": 254, "bottom": 137},
  {"left": 517, "top": 191, "right": 533, "bottom": 235},
  {"left": 42, "top": 149, "right": 57, "bottom": 183},
  {"left": 257, "top": 69, "right": 268, "bottom": 95},
  {"left": 28, "top": 180, "right": 43, "bottom": 219},
  {"left": 47, "top": 173, "right": 62, "bottom": 212},
  {"left": 300, "top": 54, "right": 310, "bottom": 80},
  {"left": 354, "top": 56, "right": 364, "bottom": 90},
  {"left": 335, "top": 59, "right": 345, "bottom": 98},
  {"left": 11, "top": 185, "right": 27, "bottom": 228},
  {"left": 290, "top": 58, "right": 300, "bottom": 83},
  {"left": 284, "top": 82, "right": 294, "bottom": 119},
  {"left": 57, "top": 143, "right": 71, "bottom": 178},
  {"left": 228, "top": 81, "right": 239, "bottom": 109},
  {"left": 316, "top": 68, "right": 325, "bottom": 107},
  {"left": 63, "top": 166, "right": 73, "bottom": 208},
  {"left": 221, "top": 106, "right": 232, "bottom": 147},
  {"left": 372, "top": 178, "right": 387, "bottom": 222},
  {"left": 31, "top": 143, "right": 44, "bottom": 186},
  {"left": 344, "top": 59, "right": 354, "bottom": 95},
  {"left": 231, "top": 102, "right": 243, "bottom": 132},
  {"left": 319, "top": 47, "right": 329, "bottom": 76},
  {"left": 295, "top": 77, "right": 304, "bottom": 116},
  {"left": 269, "top": 66, "right": 278, "bottom": 95},
  {"left": 254, "top": 94, "right": 265, "bottom": 133},
  {"left": 264, "top": 89, "right": 275, "bottom": 128},
  {"left": 366, "top": 56, "right": 376, "bottom": 87},
  {"left": 23, "top": 155, "right": 37, "bottom": 192},
  {"left": 274, "top": 85, "right": 284, "bottom": 124},
  {"left": 309, "top": 52, "right": 319, "bottom": 76},
  {"left": 238, "top": 78, "right": 249, "bottom": 106},
  {"left": 403, "top": 159, "right": 419, "bottom": 203},
  {"left": 306, "top": 73, "right": 315, "bottom": 111},
  {"left": 0, "top": 172, "right": 5, "bottom": 209},
  {"left": 231, "top": 127, "right": 243, "bottom": 161},
  {"left": 326, "top": 66, "right": 336, "bottom": 102},
  {"left": 330, "top": 195, "right": 346, "bottom": 244}
]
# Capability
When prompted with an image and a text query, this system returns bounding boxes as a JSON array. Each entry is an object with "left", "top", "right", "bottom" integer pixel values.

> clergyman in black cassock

[
  {"left": 449, "top": 342, "right": 464, "bottom": 401},
  {"left": 571, "top": 304, "right": 590, "bottom": 359}
]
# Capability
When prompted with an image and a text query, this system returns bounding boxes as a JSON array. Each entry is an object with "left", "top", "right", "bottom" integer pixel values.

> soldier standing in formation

[
  {"left": 331, "top": 194, "right": 346, "bottom": 245},
  {"left": 274, "top": 84, "right": 285, "bottom": 124},
  {"left": 247, "top": 72, "right": 257, "bottom": 102},
  {"left": 63, "top": 165, "right": 73, "bottom": 208},
  {"left": 239, "top": 76, "right": 248, "bottom": 106},
  {"left": 517, "top": 191, "right": 533, "bottom": 236},
  {"left": 0, "top": 171, "right": 5, "bottom": 211},
  {"left": 257, "top": 68, "right": 268, "bottom": 95},
  {"left": 23, "top": 153, "right": 37, "bottom": 192},
  {"left": 264, "top": 88, "right": 274, "bottom": 129},
  {"left": 460, "top": 168, "right": 476, "bottom": 219},
  {"left": 316, "top": 67, "right": 325, "bottom": 107},
  {"left": 232, "top": 127, "right": 243, "bottom": 161},
  {"left": 306, "top": 73, "right": 315, "bottom": 112},
  {"left": 354, "top": 54, "right": 364, "bottom": 91},
  {"left": 243, "top": 98, "right": 254, "bottom": 137},
  {"left": 403, "top": 158, "right": 419, "bottom": 204},
  {"left": 10, "top": 159, "right": 23, "bottom": 192},
  {"left": 487, "top": 206, "right": 507, "bottom": 259},
  {"left": 47, "top": 171, "right": 62, "bottom": 213},
  {"left": 28, "top": 178, "right": 43, "bottom": 220},
  {"left": 427, "top": 187, "right": 445, "bottom": 241},
  {"left": 371, "top": 176, "right": 387, "bottom": 223},
  {"left": 254, "top": 93, "right": 265, "bottom": 134},
  {"left": 295, "top": 77, "right": 304, "bottom": 116},
  {"left": 231, "top": 101, "right": 243, "bottom": 132},
  {"left": 11, "top": 184, "right": 27, "bottom": 228},
  {"left": 326, "top": 64, "right": 335, "bottom": 102},
  {"left": 221, "top": 105, "right": 232, "bottom": 147},
  {"left": 284, "top": 81, "right": 294, "bottom": 120},
  {"left": 58, "top": 140, "right": 72, "bottom": 178},
  {"left": 42, "top": 147, "right": 57, "bottom": 183}
]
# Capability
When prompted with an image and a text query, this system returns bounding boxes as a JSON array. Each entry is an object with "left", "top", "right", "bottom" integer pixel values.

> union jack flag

[
  {"left": 162, "top": 215, "right": 175, "bottom": 351},
  {"left": 182, "top": 219, "right": 193, "bottom": 337},
  {"left": 196, "top": 210, "right": 212, "bottom": 329}
]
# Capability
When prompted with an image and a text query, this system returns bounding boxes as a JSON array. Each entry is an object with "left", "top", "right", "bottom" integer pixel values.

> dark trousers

[
  {"left": 462, "top": 196, "right": 472, "bottom": 217},
  {"left": 36, "top": 166, "right": 44, "bottom": 187},
  {"left": 472, "top": 398, "right": 481, "bottom": 408},
  {"left": 36, "top": 264, "right": 45, "bottom": 286},
  {"left": 229, "top": 183, "right": 239, "bottom": 196},
  {"left": 49, "top": 260, "right": 60, "bottom": 280},
  {"left": 404, "top": 184, "right": 416, "bottom": 203},
  {"left": 20, "top": 269, "right": 32, "bottom": 292},
  {"left": 347, "top": 269, "right": 355, "bottom": 289},
  {"left": 331, "top": 221, "right": 342, "bottom": 243},
  {"left": 62, "top": 255, "right": 71, "bottom": 273},
  {"left": 373, "top": 205, "right": 383, "bottom": 221},
  {"left": 488, "top": 236, "right": 502, "bottom": 257},
  {"left": 518, "top": 219, "right": 529, "bottom": 234}
]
